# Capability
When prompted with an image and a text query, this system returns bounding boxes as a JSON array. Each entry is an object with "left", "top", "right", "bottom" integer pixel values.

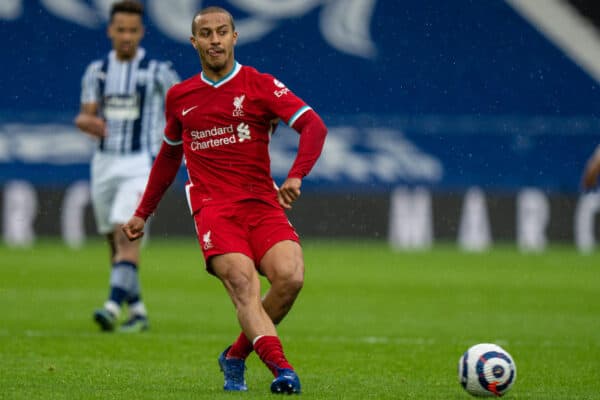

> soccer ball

[{"left": 458, "top": 343, "right": 516, "bottom": 397}]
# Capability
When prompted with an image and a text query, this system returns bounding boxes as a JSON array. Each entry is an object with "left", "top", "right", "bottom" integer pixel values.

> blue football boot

[
  {"left": 270, "top": 368, "right": 301, "bottom": 394},
  {"left": 218, "top": 346, "right": 248, "bottom": 391}
]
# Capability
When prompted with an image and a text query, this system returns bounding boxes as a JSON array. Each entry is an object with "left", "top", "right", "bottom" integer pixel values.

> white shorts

[{"left": 91, "top": 152, "right": 152, "bottom": 234}]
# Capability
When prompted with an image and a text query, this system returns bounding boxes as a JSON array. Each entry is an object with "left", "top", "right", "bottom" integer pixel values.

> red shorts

[{"left": 192, "top": 199, "right": 300, "bottom": 268}]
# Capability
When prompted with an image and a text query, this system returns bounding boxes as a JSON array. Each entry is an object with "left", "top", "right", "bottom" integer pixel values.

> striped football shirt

[{"left": 80, "top": 48, "right": 179, "bottom": 155}]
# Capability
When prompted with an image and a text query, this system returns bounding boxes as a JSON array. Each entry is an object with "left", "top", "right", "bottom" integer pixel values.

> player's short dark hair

[
  {"left": 191, "top": 6, "right": 236, "bottom": 35},
  {"left": 110, "top": 0, "right": 144, "bottom": 21}
]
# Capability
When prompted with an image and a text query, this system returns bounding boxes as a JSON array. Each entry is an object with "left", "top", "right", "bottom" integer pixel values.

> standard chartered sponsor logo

[
  {"left": 190, "top": 125, "right": 234, "bottom": 140},
  {"left": 189, "top": 124, "right": 242, "bottom": 150},
  {"left": 237, "top": 123, "right": 251, "bottom": 142}
]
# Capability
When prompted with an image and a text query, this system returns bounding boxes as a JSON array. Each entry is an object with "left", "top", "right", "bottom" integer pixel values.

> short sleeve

[
  {"left": 155, "top": 61, "right": 180, "bottom": 95},
  {"left": 80, "top": 60, "right": 103, "bottom": 104}
]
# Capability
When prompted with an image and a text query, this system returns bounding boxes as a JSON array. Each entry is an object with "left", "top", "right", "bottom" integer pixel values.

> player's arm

[
  {"left": 74, "top": 102, "right": 106, "bottom": 138},
  {"left": 156, "top": 61, "right": 180, "bottom": 93},
  {"left": 582, "top": 144, "right": 600, "bottom": 190},
  {"left": 122, "top": 140, "right": 184, "bottom": 241},
  {"left": 75, "top": 62, "right": 106, "bottom": 138},
  {"left": 123, "top": 86, "right": 184, "bottom": 241},
  {"left": 278, "top": 109, "right": 327, "bottom": 209}
]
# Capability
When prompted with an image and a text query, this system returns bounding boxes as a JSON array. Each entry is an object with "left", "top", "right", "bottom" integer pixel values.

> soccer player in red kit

[{"left": 122, "top": 6, "right": 327, "bottom": 395}]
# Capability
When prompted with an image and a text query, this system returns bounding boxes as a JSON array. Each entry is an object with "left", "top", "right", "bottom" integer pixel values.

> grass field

[{"left": 1, "top": 239, "right": 599, "bottom": 399}]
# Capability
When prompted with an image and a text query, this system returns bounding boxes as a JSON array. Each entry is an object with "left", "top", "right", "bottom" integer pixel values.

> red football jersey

[{"left": 163, "top": 62, "right": 311, "bottom": 214}]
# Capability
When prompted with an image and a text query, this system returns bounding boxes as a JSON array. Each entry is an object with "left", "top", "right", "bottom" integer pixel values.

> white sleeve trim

[
  {"left": 287, "top": 106, "right": 312, "bottom": 127},
  {"left": 163, "top": 135, "right": 183, "bottom": 145}
]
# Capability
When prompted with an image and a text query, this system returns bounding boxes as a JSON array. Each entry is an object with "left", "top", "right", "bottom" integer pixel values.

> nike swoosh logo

[{"left": 182, "top": 105, "right": 198, "bottom": 116}]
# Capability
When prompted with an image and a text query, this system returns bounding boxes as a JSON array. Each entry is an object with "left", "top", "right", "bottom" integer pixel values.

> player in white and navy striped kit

[{"left": 75, "top": 0, "right": 179, "bottom": 332}]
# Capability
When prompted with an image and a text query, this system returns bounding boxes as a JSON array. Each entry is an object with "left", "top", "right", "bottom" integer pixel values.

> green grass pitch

[{"left": 1, "top": 239, "right": 599, "bottom": 399}]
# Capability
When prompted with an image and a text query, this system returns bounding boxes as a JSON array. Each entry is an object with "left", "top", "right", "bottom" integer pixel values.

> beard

[
  {"left": 116, "top": 43, "right": 137, "bottom": 60},
  {"left": 199, "top": 49, "right": 229, "bottom": 74},
  {"left": 206, "top": 59, "right": 227, "bottom": 73}
]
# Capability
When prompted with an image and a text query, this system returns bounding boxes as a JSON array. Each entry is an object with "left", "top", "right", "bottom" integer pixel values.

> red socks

[
  {"left": 226, "top": 332, "right": 253, "bottom": 360},
  {"left": 253, "top": 335, "right": 294, "bottom": 377},
  {"left": 225, "top": 333, "right": 294, "bottom": 377}
]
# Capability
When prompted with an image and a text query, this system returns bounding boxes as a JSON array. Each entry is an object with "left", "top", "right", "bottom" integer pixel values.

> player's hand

[
  {"left": 75, "top": 114, "right": 107, "bottom": 138},
  {"left": 122, "top": 216, "right": 146, "bottom": 241},
  {"left": 277, "top": 177, "right": 302, "bottom": 209},
  {"left": 86, "top": 116, "right": 107, "bottom": 138},
  {"left": 582, "top": 153, "right": 600, "bottom": 190},
  {"left": 582, "top": 167, "right": 599, "bottom": 190}
]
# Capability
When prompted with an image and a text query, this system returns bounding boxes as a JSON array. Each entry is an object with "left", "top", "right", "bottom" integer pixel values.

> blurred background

[{"left": 1, "top": 0, "right": 599, "bottom": 251}]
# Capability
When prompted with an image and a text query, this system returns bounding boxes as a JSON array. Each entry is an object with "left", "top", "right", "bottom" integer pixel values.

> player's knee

[
  {"left": 226, "top": 271, "right": 253, "bottom": 293},
  {"left": 216, "top": 264, "right": 258, "bottom": 304},
  {"left": 276, "top": 259, "right": 304, "bottom": 294},
  {"left": 114, "top": 233, "right": 140, "bottom": 261},
  {"left": 286, "top": 272, "right": 304, "bottom": 296}
]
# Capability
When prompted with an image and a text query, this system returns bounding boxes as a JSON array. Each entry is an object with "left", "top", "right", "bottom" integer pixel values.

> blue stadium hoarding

[{"left": 0, "top": 0, "right": 599, "bottom": 193}]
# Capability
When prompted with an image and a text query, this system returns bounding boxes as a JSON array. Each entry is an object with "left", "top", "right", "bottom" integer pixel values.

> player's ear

[
  {"left": 190, "top": 36, "right": 197, "bottom": 50},
  {"left": 232, "top": 31, "right": 238, "bottom": 46}
]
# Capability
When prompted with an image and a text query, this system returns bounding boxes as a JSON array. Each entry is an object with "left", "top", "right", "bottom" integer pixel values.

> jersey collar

[
  {"left": 200, "top": 61, "right": 242, "bottom": 88},
  {"left": 109, "top": 47, "right": 145, "bottom": 64}
]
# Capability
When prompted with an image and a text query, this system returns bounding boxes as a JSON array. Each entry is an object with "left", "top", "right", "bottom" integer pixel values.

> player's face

[
  {"left": 108, "top": 12, "right": 144, "bottom": 61},
  {"left": 190, "top": 12, "right": 238, "bottom": 77}
]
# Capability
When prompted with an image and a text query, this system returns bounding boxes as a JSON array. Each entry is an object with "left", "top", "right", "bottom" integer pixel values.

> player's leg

[
  {"left": 110, "top": 175, "right": 149, "bottom": 332},
  {"left": 220, "top": 204, "right": 302, "bottom": 393},
  {"left": 221, "top": 244, "right": 303, "bottom": 379},
  {"left": 256, "top": 240, "right": 304, "bottom": 394},
  {"left": 106, "top": 232, "right": 116, "bottom": 263},
  {"left": 225, "top": 241, "right": 303, "bottom": 361},
  {"left": 250, "top": 204, "right": 304, "bottom": 392},
  {"left": 94, "top": 225, "right": 146, "bottom": 332},
  {"left": 258, "top": 240, "right": 304, "bottom": 325},
  {"left": 224, "top": 241, "right": 303, "bottom": 361},
  {"left": 90, "top": 155, "right": 120, "bottom": 331},
  {"left": 192, "top": 206, "right": 252, "bottom": 390},
  {"left": 226, "top": 222, "right": 303, "bottom": 345},
  {"left": 212, "top": 253, "right": 277, "bottom": 339},
  {"left": 213, "top": 252, "right": 270, "bottom": 391},
  {"left": 212, "top": 253, "right": 299, "bottom": 393},
  {"left": 196, "top": 204, "right": 299, "bottom": 393},
  {"left": 112, "top": 225, "right": 148, "bottom": 332},
  {"left": 253, "top": 203, "right": 304, "bottom": 325}
]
